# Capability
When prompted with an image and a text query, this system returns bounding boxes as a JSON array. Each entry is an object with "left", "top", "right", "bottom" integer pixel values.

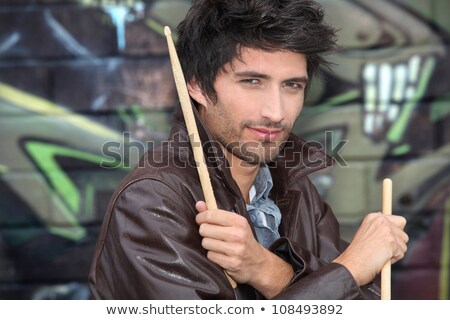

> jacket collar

[
  {"left": 169, "top": 105, "right": 241, "bottom": 196},
  {"left": 169, "top": 104, "right": 334, "bottom": 197}
]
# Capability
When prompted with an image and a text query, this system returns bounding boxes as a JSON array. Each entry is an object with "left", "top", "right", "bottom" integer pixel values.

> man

[{"left": 89, "top": 0, "right": 408, "bottom": 299}]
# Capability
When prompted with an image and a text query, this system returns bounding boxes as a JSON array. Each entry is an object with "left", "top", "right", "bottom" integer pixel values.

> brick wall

[{"left": 0, "top": 0, "right": 449, "bottom": 299}]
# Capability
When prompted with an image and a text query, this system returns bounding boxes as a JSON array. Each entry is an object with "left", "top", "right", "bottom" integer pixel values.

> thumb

[{"left": 195, "top": 201, "right": 208, "bottom": 213}]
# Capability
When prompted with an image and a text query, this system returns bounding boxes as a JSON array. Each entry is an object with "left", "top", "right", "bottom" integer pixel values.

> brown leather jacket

[{"left": 89, "top": 107, "right": 380, "bottom": 299}]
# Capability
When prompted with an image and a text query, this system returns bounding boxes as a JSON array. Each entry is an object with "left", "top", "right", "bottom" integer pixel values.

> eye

[
  {"left": 283, "top": 81, "right": 304, "bottom": 90},
  {"left": 240, "top": 79, "right": 260, "bottom": 86}
]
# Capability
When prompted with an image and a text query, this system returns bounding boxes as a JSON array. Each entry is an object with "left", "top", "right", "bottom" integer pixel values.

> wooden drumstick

[
  {"left": 164, "top": 26, "right": 237, "bottom": 289},
  {"left": 381, "top": 178, "right": 392, "bottom": 300}
]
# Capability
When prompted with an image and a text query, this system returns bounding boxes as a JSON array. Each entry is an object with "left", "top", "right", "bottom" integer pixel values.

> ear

[{"left": 187, "top": 79, "right": 209, "bottom": 108}]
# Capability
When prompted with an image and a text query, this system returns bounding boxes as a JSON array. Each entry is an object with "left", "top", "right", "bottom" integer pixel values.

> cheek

[
  {"left": 216, "top": 95, "right": 251, "bottom": 122},
  {"left": 286, "top": 101, "right": 303, "bottom": 125},
  {"left": 219, "top": 91, "right": 244, "bottom": 109},
  {"left": 294, "top": 105, "right": 304, "bottom": 119}
]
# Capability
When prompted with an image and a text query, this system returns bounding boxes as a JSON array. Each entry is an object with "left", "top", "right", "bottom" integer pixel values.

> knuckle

[
  {"left": 198, "top": 223, "right": 206, "bottom": 236},
  {"left": 205, "top": 210, "right": 214, "bottom": 221},
  {"left": 399, "top": 216, "right": 407, "bottom": 227},
  {"left": 229, "top": 257, "right": 241, "bottom": 271},
  {"left": 233, "top": 244, "right": 245, "bottom": 257},
  {"left": 206, "top": 251, "right": 218, "bottom": 264},
  {"left": 234, "top": 215, "right": 248, "bottom": 227},
  {"left": 365, "top": 212, "right": 381, "bottom": 223},
  {"left": 231, "top": 231, "right": 245, "bottom": 243},
  {"left": 387, "top": 236, "right": 396, "bottom": 248},
  {"left": 404, "top": 233, "right": 410, "bottom": 244}
]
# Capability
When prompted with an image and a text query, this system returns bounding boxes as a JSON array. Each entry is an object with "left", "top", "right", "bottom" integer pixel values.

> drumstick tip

[{"left": 164, "top": 26, "right": 171, "bottom": 37}]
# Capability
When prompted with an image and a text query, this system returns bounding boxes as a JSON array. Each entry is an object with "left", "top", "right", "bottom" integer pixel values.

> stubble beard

[
  {"left": 213, "top": 120, "right": 291, "bottom": 165},
  {"left": 203, "top": 105, "right": 291, "bottom": 166},
  {"left": 222, "top": 138, "right": 287, "bottom": 165}
]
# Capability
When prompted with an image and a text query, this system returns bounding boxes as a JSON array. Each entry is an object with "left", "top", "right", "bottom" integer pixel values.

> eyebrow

[{"left": 233, "top": 71, "right": 309, "bottom": 84}]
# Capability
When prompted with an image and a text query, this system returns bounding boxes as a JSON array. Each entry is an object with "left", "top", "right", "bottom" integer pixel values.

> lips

[{"left": 247, "top": 127, "right": 283, "bottom": 140}]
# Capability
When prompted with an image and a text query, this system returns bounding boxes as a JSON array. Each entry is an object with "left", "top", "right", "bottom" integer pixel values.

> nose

[{"left": 260, "top": 87, "right": 285, "bottom": 124}]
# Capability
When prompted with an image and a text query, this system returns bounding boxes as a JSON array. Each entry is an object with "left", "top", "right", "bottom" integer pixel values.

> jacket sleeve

[
  {"left": 272, "top": 238, "right": 380, "bottom": 299},
  {"left": 89, "top": 178, "right": 235, "bottom": 299},
  {"left": 271, "top": 178, "right": 380, "bottom": 300}
]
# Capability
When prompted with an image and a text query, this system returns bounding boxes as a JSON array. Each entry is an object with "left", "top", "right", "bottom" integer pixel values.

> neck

[{"left": 222, "top": 148, "right": 259, "bottom": 204}]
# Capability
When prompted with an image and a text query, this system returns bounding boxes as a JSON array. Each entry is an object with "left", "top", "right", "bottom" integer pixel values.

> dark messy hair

[{"left": 176, "top": 0, "right": 338, "bottom": 103}]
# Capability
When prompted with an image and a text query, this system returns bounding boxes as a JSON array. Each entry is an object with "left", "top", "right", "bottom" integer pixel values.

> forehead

[{"left": 223, "top": 47, "right": 308, "bottom": 77}]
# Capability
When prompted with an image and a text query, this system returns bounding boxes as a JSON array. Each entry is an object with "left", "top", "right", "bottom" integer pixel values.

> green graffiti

[
  {"left": 131, "top": 104, "right": 145, "bottom": 123},
  {"left": 116, "top": 104, "right": 171, "bottom": 134},
  {"left": 117, "top": 106, "right": 133, "bottom": 126},
  {"left": 145, "top": 18, "right": 177, "bottom": 40},
  {"left": 23, "top": 140, "right": 126, "bottom": 241},
  {"left": 392, "top": 144, "right": 411, "bottom": 156},
  {"left": 25, "top": 141, "right": 123, "bottom": 214},
  {"left": 387, "top": 57, "right": 436, "bottom": 143},
  {"left": 0, "top": 83, "right": 134, "bottom": 241},
  {"left": 315, "top": 89, "right": 360, "bottom": 110},
  {"left": 431, "top": 93, "right": 450, "bottom": 123}
]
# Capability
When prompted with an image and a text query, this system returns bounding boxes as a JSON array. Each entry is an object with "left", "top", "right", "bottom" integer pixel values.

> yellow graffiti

[
  {"left": 440, "top": 197, "right": 450, "bottom": 299},
  {"left": 0, "top": 82, "right": 123, "bottom": 141},
  {"left": 145, "top": 18, "right": 165, "bottom": 36},
  {"left": 0, "top": 164, "right": 8, "bottom": 173}
]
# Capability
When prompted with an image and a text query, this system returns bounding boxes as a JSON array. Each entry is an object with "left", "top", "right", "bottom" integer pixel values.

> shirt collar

[{"left": 249, "top": 164, "right": 273, "bottom": 204}]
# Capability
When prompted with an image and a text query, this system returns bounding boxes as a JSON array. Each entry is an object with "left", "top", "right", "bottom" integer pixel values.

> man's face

[{"left": 189, "top": 48, "right": 308, "bottom": 165}]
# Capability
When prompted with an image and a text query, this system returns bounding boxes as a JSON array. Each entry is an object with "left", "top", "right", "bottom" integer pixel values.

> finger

[
  {"left": 397, "top": 229, "right": 409, "bottom": 244},
  {"left": 201, "top": 237, "right": 238, "bottom": 256},
  {"left": 198, "top": 223, "right": 235, "bottom": 241},
  {"left": 390, "top": 225, "right": 409, "bottom": 245},
  {"left": 196, "top": 209, "right": 240, "bottom": 227},
  {"left": 195, "top": 201, "right": 208, "bottom": 213},
  {"left": 391, "top": 230, "right": 408, "bottom": 263},
  {"left": 386, "top": 215, "right": 407, "bottom": 229},
  {"left": 206, "top": 250, "right": 239, "bottom": 273},
  {"left": 391, "top": 243, "right": 407, "bottom": 264}
]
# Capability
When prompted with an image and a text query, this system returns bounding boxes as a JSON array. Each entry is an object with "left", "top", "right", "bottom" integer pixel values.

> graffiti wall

[
  {"left": 298, "top": 0, "right": 450, "bottom": 300},
  {"left": 0, "top": 0, "right": 448, "bottom": 299}
]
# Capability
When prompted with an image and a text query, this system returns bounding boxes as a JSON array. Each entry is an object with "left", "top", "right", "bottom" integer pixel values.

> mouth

[{"left": 247, "top": 127, "right": 284, "bottom": 140}]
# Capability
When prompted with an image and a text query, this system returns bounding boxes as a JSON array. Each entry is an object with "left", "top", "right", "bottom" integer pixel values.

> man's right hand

[
  {"left": 333, "top": 212, "right": 409, "bottom": 286},
  {"left": 195, "top": 201, "right": 294, "bottom": 298}
]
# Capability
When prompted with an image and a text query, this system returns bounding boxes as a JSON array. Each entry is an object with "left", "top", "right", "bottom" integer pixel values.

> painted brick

[
  {"left": 123, "top": 17, "right": 167, "bottom": 56},
  {"left": 321, "top": 0, "right": 439, "bottom": 50},
  {"left": 0, "top": 7, "right": 116, "bottom": 59},
  {"left": 0, "top": 281, "right": 90, "bottom": 299},
  {"left": 298, "top": 100, "right": 447, "bottom": 160},
  {"left": 0, "top": 172, "right": 52, "bottom": 228},
  {"left": 295, "top": 104, "right": 388, "bottom": 160},
  {"left": 320, "top": 160, "right": 369, "bottom": 221},
  {"left": 0, "top": 65, "right": 50, "bottom": 99},
  {"left": 0, "top": 159, "right": 126, "bottom": 227},
  {"left": 0, "top": 112, "right": 127, "bottom": 171},
  {"left": 0, "top": 1, "right": 79, "bottom": 4},
  {"left": 0, "top": 110, "right": 171, "bottom": 174},
  {"left": 51, "top": 57, "right": 176, "bottom": 111},
  {"left": 0, "top": 225, "right": 98, "bottom": 283},
  {"left": 365, "top": 157, "right": 450, "bottom": 214}
]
